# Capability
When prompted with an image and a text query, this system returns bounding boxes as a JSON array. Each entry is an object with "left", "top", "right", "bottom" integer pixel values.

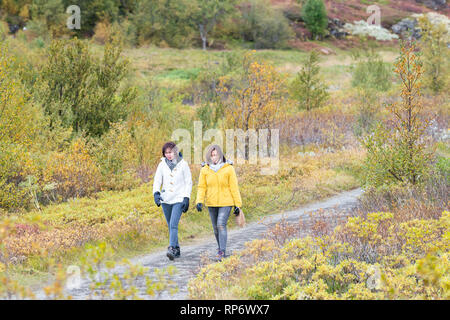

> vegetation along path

[{"left": 35, "top": 187, "right": 364, "bottom": 299}]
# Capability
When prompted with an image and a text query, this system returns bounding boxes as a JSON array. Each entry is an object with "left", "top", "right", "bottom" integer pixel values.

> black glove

[
  {"left": 196, "top": 203, "right": 203, "bottom": 212},
  {"left": 233, "top": 206, "right": 240, "bottom": 216},
  {"left": 154, "top": 192, "right": 162, "bottom": 207},
  {"left": 182, "top": 197, "right": 190, "bottom": 213}
]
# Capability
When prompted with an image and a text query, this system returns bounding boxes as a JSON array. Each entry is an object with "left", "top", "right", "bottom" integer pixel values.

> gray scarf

[
  {"left": 205, "top": 144, "right": 226, "bottom": 172},
  {"left": 209, "top": 159, "right": 224, "bottom": 172},
  {"left": 165, "top": 158, "right": 177, "bottom": 171},
  {"left": 165, "top": 148, "right": 182, "bottom": 171}
]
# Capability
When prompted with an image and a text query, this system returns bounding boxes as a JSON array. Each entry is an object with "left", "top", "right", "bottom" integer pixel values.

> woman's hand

[
  {"left": 154, "top": 192, "right": 162, "bottom": 207},
  {"left": 196, "top": 203, "right": 203, "bottom": 212},
  {"left": 182, "top": 197, "right": 190, "bottom": 213}
]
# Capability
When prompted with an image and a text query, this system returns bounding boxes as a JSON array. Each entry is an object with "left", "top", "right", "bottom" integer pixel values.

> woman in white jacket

[{"left": 153, "top": 142, "right": 192, "bottom": 260}]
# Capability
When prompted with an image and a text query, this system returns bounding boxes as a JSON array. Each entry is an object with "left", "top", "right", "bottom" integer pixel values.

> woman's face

[
  {"left": 210, "top": 149, "right": 219, "bottom": 164},
  {"left": 165, "top": 148, "right": 174, "bottom": 161}
]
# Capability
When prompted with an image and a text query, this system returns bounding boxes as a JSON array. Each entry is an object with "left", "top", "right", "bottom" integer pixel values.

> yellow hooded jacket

[{"left": 196, "top": 161, "right": 242, "bottom": 207}]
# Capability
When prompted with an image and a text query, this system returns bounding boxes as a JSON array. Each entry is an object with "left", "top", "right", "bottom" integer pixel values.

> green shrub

[
  {"left": 36, "top": 36, "right": 137, "bottom": 137},
  {"left": 289, "top": 50, "right": 329, "bottom": 111},
  {"left": 417, "top": 15, "right": 450, "bottom": 94},
  {"left": 239, "top": 0, "right": 294, "bottom": 49},
  {"left": 0, "top": 45, "right": 37, "bottom": 211},
  {"left": 301, "top": 0, "right": 328, "bottom": 39},
  {"left": 353, "top": 88, "right": 380, "bottom": 137},
  {"left": 0, "top": 20, "right": 9, "bottom": 40},
  {"left": 362, "top": 43, "right": 434, "bottom": 188},
  {"left": 350, "top": 48, "right": 392, "bottom": 92}
]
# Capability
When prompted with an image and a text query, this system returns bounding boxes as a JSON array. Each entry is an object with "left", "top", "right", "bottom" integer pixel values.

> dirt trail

[{"left": 35, "top": 187, "right": 363, "bottom": 300}]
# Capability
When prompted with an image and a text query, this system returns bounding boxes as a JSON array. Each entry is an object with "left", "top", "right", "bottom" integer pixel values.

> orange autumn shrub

[{"left": 43, "top": 137, "right": 102, "bottom": 201}]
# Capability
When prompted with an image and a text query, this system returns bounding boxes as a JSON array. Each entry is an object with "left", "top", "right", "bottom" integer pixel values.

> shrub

[
  {"left": 43, "top": 137, "right": 102, "bottom": 201},
  {"left": 362, "top": 42, "right": 435, "bottom": 188},
  {"left": 93, "top": 20, "right": 111, "bottom": 45},
  {"left": 352, "top": 89, "right": 380, "bottom": 137},
  {"left": 289, "top": 50, "right": 329, "bottom": 111},
  {"left": 0, "top": 44, "right": 37, "bottom": 211},
  {"left": 238, "top": 0, "right": 294, "bottom": 49},
  {"left": 0, "top": 20, "right": 9, "bottom": 40},
  {"left": 301, "top": 0, "right": 328, "bottom": 39},
  {"left": 218, "top": 51, "right": 285, "bottom": 131},
  {"left": 90, "top": 121, "right": 141, "bottom": 190},
  {"left": 188, "top": 209, "right": 449, "bottom": 299},
  {"left": 417, "top": 14, "right": 449, "bottom": 94},
  {"left": 350, "top": 48, "right": 392, "bottom": 92},
  {"left": 29, "top": 0, "right": 67, "bottom": 39},
  {"left": 36, "top": 36, "right": 137, "bottom": 137},
  {"left": 130, "top": 0, "right": 196, "bottom": 48}
]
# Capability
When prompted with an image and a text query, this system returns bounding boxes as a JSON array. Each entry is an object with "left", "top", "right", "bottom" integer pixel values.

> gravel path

[{"left": 35, "top": 187, "right": 363, "bottom": 300}]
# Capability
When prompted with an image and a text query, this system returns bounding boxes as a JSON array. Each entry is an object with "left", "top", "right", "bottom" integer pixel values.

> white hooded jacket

[{"left": 152, "top": 155, "right": 192, "bottom": 204}]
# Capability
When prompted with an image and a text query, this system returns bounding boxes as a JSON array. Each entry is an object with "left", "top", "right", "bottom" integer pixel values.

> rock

[
  {"left": 415, "top": 0, "right": 447, "bottom": 11},
  {"left": 391, "top": 18, "right": 421, "bottom": 40},
  {"left": 327, "top": 18, "right": 349, "bottom": 39},
  {"left": 393, "top": 12, "right": 450, "bottom": 40},
  {"left": 344, "top": 20, "right": 399, "bottom": 41},
  {"left": 320, "top": 48, "right": 335, "bottom": 55},
  {"left": 181, "top": 97, "right": 195, "bottom": 106},
  {"left": 8, "top": 24, "right": 19, "bottom": 34}
]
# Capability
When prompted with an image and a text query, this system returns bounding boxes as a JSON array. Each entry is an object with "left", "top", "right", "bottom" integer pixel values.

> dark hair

[{"left": 162, "top": 142, "right": 176, "bottom": 157}]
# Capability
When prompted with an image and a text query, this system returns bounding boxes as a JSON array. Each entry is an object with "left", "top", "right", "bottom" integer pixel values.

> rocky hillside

[
  {"left": 272, "top": 0, "right": 449, "bottom": 50},
  {"left": 274, "top": 0, "right": 448, "bottom": 27}
]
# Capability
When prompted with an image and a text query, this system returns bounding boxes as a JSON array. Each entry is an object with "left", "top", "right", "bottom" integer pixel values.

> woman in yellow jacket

[{"left": 196, "top": 144, "right": 242, "bottom": 261}]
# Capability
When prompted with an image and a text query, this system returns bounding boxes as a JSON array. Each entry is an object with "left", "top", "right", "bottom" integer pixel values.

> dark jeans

[
  {"left": 208, "top": 206, "right": 232, "bottom": 253},
  {"left": 161, "top": 202, "right": 183, "bottom": 248}
]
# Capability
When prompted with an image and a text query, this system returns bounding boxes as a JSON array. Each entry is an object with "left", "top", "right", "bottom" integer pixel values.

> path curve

[{"left": 36, "top": 187, "right": 364, "bottom": 300}]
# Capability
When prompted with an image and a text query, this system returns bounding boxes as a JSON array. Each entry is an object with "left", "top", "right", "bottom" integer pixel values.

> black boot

[
  {"left": 166, "top": 246, "right": 175, "bottom": 261},
  {"left": 174, "top": 246, "right": 180, "bottom": 258},
  {"left": 216, "top": 250, "right": 225, "bottom": 262}
]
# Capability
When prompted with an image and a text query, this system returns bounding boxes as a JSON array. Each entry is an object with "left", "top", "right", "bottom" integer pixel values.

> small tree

[
  {"left": 353, "top": 88, "right": 379, "bottom": 137},
  {"left": 350, "top": 47, "right": 392, "bottom": 92},
  {"left": 37, "top": 35, "right": 136, "bottom": 137},
  {"left": 217, "top": 51, "right": 284, "bottom": 159},
  {"left": 218, "top": 51, "right": 284, "bottom": 131},
  {"left": 191, "top": 0, "right": 237, "bottom": 50},
  {"left": 239, "top": 0, "right": 293, "bottom": 49},
  {"left": 29, "top": 0, "right": 67, "bottom": 38},
  {"left": 362, "top": 42, "right": 435, "bottom": 188},
  {"left": 195, "top": 52, "right": 242, "bottom": 127},
  {"left": 301, "top": 0, "right": 328, "bottom": 39},
  {"left": 289, "top": 50, "right": 328, "bottom": 111},
  {"left": 417, "top": 15, "right": 449, "bottom": 94},
  {"left": 0, "top": 45, "right": 36, "bottom": 210}
]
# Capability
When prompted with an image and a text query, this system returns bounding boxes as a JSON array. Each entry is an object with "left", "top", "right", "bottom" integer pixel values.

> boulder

[
  {"left": 320, "top": 48, "right": 335, "bottom": 55},
  {"left": 8, "top": 24, "right": 20, "bottom": 34},
  {"left": 415, "top": 0, "right": 447, "bottom": 11},
  {"left": 327, "top": 18, "right": 348, "bottom": 39},
  {"left": 391, "top": 18, "right": 421, "bottom": 40},
  {"left": 393, "top": 12, "right": 450, "bottom": 40}
]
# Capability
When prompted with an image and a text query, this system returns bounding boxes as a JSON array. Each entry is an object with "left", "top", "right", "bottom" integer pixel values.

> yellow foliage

[
  {"left": 43, "top": 137, "right": 102, "bottom": 200},
  {"left": 188, "top": 209, "right": 449, "bottom": 300},
  {"left": 219, "top": 51, "right": 285, "bottom": 131}
]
